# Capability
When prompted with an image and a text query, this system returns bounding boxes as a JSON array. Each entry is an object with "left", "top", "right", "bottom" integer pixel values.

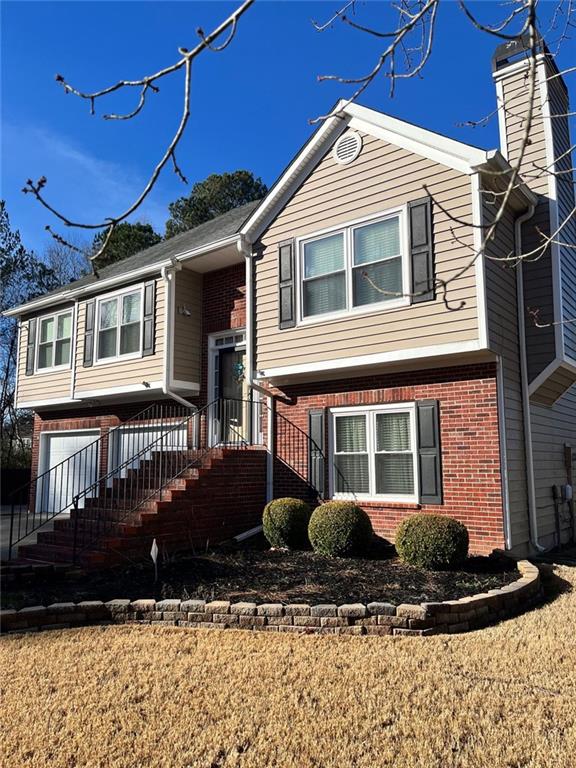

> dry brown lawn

[{"left": 1, "top": 565, "right": 575, "bottom": 768}]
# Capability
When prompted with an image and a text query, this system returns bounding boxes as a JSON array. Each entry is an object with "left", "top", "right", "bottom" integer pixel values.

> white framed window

[
  {"left": 96, "top": 287, "right": 143, "bottom": 363},
  {"left": 298, "top": 208, "right": 409, "bottom": 323},
  {"left": 330, "top": 403, "right": 418, "bottom": 502},
  {"left": 36, "top": 310, "right": 73, "bottom": 371}
]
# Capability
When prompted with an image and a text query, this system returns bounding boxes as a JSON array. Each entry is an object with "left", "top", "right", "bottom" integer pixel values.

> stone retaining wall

[{"left": 0, "top": 561, "right": 541, "bottom": 637}]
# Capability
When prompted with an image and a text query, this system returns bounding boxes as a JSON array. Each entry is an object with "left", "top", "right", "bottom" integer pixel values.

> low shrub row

[{"left": 262, "top": 498, "right": 469, "bottom": 570}]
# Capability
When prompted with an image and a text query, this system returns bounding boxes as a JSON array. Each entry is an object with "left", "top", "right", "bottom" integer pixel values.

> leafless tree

[
  {"left": 20, "top": 0, "right": 575, "bottom": 330},
  {"left": 22, "top": 0, "right": 255, "bottom": 273},
  {"left": 311, "top": 0, "right": 576, "bottom": 326}
]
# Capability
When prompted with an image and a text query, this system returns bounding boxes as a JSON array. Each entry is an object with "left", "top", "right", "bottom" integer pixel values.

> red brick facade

[
  {"left": 26, "top": 263, "right": 506, "bottom": 560},
  {"left": 273, "top": 363, "right": 505, "bottom": 554}
]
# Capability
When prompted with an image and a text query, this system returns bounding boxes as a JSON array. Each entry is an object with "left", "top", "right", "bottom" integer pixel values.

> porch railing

[{"left": 6, "top": 401, "right": 194, "bottom": 560}]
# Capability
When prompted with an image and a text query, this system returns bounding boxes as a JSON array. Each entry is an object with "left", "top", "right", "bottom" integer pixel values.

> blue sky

[{"left": 1, "top": 1, "right": 574, "bottom": 254}]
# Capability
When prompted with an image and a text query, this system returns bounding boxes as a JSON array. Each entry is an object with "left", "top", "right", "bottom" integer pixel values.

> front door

[
  {"left": 218, "top": 347, "right": 247, "bottom": 443},
  {"left": 209, "top": 331, "right": 249, "bottom": 444}
]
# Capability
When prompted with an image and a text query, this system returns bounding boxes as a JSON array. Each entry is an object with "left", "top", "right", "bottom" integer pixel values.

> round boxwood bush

[
  {"left": 262, "top": 497, "right": 312, "bottom": 549},
  {"left": 395, "top": 514, "right": 469, "bottom": 570},
  {"left": 308, "top": 501, "right": 373, "bottom": 557}
]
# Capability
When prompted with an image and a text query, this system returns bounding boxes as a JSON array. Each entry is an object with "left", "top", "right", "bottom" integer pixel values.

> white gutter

[
  {"left": 160, "top": 264, "right": 198, "bottom": 414},
  {"left": 515, "top": 202, "right": 546, "bottom": 552},
  {"left": 240, "top": 235, "right": 274, "bottom": 501},
  {"left": 4, "top": 234, "right": 243, "bottom": 319}
]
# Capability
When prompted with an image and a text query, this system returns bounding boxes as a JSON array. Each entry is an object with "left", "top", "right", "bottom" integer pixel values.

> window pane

[
  {"left": 122, "top": 293, "right": 141, "bottom": 324},
  {"left": 303, "top": 234, "right": 344, "bottom": 278},
  {"left": 98, "top": 328, "right": 117, "bottom": 359},
  {"left": 55, "top": 339, "right": 71, "bottom": 366},
  {"left": 120, "top": 323, "right": 140, "bottom": 355},
  {"left": 99, "top": 299, "right": 117, "bottom": 330},
  {"left": 57, "top": 314, "right": 72, "bottom": 339},
  {"left": 354, "top": 218, "right": 400, "bottom": 266},
  {"left": 375, "top": 454, "right": 414, "bottom": 495},
  {"left": 336, "top": 415, "right": 367, "bottom": 452},
  {"left": 40, "top": 318, "right": 54, "bottom": 343},
  {"left": 376, "top": 413, "right": 411, "bottom": 452},
  {"left": 303, "top": 273, "right": 346, "bottom": 317},
  {"left": 38, "top": 343, "right": 53, "bottom": 368},
  {"left": 335, "top": 454, "right": 370, "bottom": 494},
  {"left": 353, "top": 256, "right": 402, "bottom": 307}
]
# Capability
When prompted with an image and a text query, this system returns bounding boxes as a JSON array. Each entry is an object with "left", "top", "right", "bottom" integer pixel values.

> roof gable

[{"left": 241, "top": 100, "right": 491, "bottom": 243}]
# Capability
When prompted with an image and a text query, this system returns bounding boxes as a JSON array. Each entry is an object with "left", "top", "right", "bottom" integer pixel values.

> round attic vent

[{"left": 333, "top": 131, "right": 363, "bottom": 165}]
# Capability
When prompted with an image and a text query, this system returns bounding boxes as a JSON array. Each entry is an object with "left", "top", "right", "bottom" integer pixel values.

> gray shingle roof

[{"left": 13, "top": 200, "right": 261, "bottom": 311}]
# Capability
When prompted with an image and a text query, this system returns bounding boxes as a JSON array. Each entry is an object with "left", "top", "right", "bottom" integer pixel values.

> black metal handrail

[
  {"left": 6, "top": 400, "right": 193, "bottom": 560},
  {"left": 71, "top": 397, "right": 254, "bottom": 560}
]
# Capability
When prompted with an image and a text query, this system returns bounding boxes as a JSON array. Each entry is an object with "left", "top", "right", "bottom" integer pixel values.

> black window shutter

[
  {"left": 83, "top": 300, "right": 95, "bottom": 367},
  {"left": 142, "top": 281, "right": 156, "bottom": 357},
  {"left": 416, "top": 399, "right": 443, "bottom": 504},
  {"left": 409, "top": 196, "right": 435, "bottom": 303},
  {"left": 308, "top": 409, "right": 326, "bottom": 498},
  {"left": 25, "top": 318, "right": 37, "bottom": 376},
  {"left": 278, "top": 239, "right": 296, "bottom": 329}
]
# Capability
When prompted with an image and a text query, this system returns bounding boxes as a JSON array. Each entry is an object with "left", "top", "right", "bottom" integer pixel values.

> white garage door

[
  {"left": 108, "top": 423, "right": 187, "bottom": 480},
  {"left": 38, "top": 431, "right": 100, "bottom": 514}
]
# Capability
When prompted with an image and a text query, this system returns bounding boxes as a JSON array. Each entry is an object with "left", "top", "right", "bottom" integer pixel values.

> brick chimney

[{"left": 493, "top": 37, "right": 576, "bottom": 403}]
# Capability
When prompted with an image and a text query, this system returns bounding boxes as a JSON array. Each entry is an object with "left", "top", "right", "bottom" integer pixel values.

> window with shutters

[
  {"left": 298, "top": 208, "right": 409, "bottom": 322},
  {"left": 95, "top": 286, "right": 143, "bottom": 363},
  {"left": 36, "top": 310, "right": 73, "bottom": 371},
  {"left": 330, "top": 404, "right": 418, "bottom": 502}
]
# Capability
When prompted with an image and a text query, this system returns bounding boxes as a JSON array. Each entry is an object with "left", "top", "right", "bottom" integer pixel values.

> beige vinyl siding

[
  {"left": 549, "top": 76, "right": 576, "bottom": 361},
  {"left": 173, "top": 269, "right": 202, "bottom": 384},
  {"left": 530, "top": 384, "right": 576, "bottom": 545},
  {"left": 483, "top": 193, "right": 529, "bottom": 549},
  {"left": 16, "top": 305, "right": 75, "bottom": 406},
  {"left": 501, "top": 67, "right": 556, "bottom": 381},
  {"left": 254, "top": 132, "right": 479, "bottom": 371},
  {"left": 74, "top": 278, "right": 165, "bottom": 394}
]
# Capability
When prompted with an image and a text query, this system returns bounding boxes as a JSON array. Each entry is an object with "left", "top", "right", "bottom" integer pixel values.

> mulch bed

[{"left": 2, "top": 535, "right": 519, "bottom": 610}]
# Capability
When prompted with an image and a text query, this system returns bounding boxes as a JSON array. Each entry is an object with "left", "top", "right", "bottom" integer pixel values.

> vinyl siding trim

[{"left": 258, "top": 339, "right": 484, "bottom": 380}]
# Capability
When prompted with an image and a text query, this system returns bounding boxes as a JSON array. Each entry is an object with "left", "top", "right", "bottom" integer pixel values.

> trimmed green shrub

[
  {"left": 308, "top": 501, "right": 373, "bottom": 557},
  {"left": 395, "top": 514, "right": 469, "bottom": 570},
  {"left": 262, "top": 497, "right": 312, "bottom": 549}
]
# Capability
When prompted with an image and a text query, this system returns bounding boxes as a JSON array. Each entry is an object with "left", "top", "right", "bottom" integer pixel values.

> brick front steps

[
  {"left": 15, "top": 448, "right": 267, "bottom": 569},
  {"left": 1, "top": 560, "right": 541, "bottom": 637}
]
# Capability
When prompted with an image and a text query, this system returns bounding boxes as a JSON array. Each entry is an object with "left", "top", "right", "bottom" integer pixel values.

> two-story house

[{"left": 5, "top": 38, "right": 575, "bottom": 567}]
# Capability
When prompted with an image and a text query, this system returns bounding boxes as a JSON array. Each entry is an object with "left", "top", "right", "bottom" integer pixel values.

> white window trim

[
  {"left": 94, "top": 284, "right": 145, "bottom": 366},
  {"left": 35, "top": 308, "right": 74, "bottom": 373},
  {"left": 296, "top": 206, "right": 411, "bottom": 326},
  {"left": 329, "top": 402, "right": 418, "bottom": 504}
]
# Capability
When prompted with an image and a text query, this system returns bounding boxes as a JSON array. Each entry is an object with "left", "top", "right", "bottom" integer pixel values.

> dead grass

[{"left": 1, "top": 566, "right": 575, "bottom": 768}]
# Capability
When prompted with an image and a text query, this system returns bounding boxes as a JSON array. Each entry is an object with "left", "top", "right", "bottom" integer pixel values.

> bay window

[
  {"left": 37, "top": 311, "right": 72, "bottom": 370},
  {"left": 300, "top": 211, "right": 405, "bottom": 320},
  {"left": 96, "top": 288, "right": 142, "bottom": 361},
  {"left": 332, "top": 405, "right": 417, "bottom": 500}
]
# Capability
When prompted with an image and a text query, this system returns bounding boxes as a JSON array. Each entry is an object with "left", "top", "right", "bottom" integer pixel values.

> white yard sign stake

[{"left": 150, "top": 538, "right": 159, "bottom": 583}]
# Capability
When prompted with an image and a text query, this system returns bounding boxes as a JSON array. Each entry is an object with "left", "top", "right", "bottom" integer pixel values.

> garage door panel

[
  {"left": 38, "top": 431, "right": 100, "bottom": 514},
  {"left": 108, "top": 423, "right": 187, "bottom": 481}
]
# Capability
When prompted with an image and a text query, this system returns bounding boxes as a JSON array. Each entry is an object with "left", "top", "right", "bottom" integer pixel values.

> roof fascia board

[
  {"left": 4, "top": 259, "right": 174, "bottom": 318},
  {"left": 4, "top": 233, "right": 243, "bottom": 318},
  {"left": 240, "top": 103, "right": 350, "bottom": 242},
  {"left": 472, "top": 149, "right": 538, "bottom": 208}
]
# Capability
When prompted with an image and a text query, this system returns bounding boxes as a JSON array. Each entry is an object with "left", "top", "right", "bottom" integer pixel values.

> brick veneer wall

[
  {"left": 199, "top": 263, "right": 246, "bottom": 406},
  {"left": 273, "top": 363, "right": 505, "bottom": 554}
]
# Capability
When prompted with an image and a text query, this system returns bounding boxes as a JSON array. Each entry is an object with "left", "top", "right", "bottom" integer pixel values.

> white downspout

[
  {"left": 240, "top": 236, "right": 274, "bottom": 502},
  {"left": 516, "top": 203, "right": 546, "bottom": 552}
]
